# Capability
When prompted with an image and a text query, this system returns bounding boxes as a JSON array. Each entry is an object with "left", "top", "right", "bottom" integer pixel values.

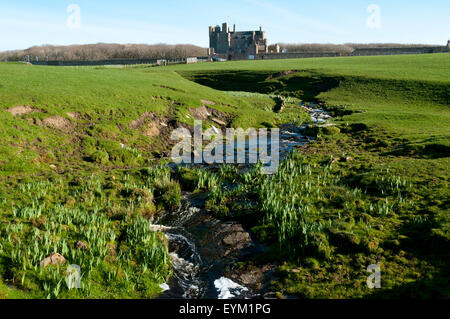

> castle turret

[
  {"left": 275, "top": 44, "right": 280, "bottom": 54},
  {"left": 222, "top": 23, "right": 228, "bottom": 33},
  {"left": 447, "top": 40, "right": 450, "bottom": 52}
]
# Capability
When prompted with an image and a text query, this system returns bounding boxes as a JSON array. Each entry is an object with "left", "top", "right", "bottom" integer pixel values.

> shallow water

[{"left": 158, "top": 105, "right": 331, "bottom": 299}]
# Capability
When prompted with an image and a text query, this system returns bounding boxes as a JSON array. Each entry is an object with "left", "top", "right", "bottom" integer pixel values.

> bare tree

[{"left": 0, "top": 43, "right": 207, "bottom": 61}]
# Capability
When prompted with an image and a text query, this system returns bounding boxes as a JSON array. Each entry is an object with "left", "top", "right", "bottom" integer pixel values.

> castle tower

[
  {"left": 222, "top": 23, "right": 228, "bottom": 33},
  {"left": 275, "top": 44, "right": 280, "bottom": 54},
  {"left": 447, "top": 40, "right": 450, "bottom": 52}
]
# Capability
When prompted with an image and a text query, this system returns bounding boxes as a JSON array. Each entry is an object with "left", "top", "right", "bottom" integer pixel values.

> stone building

[{"left": 209, "top": 22, "right": 273, "bottom": 59}]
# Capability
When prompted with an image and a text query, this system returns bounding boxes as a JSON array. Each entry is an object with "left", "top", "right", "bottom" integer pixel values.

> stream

[{"left": 153, "top": 103, "right": 332, "bottom": 299}]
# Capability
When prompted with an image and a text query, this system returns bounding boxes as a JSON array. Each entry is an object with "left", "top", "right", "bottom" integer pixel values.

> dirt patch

[
  {"left": 266, "top": 70, "right": 297, "bottom": 80},
  {"left": 154, "top": 84, "right": 185, "bottom": 93},
  {"left": 144, "top": 122, "right": 161, "bottom": 138},
  {"left": 39, "top": 253, "right": 66, "bottom": 268},
  {"left": 210, "top": 109, "right": 231, "bottom": 127},
  {"left": 43, "top": 116, "right": 73, "bottom": 131},
  {"left": 66, "top": 112, "right": 80, "bottom": 119},
  {"left": 189, "top": 105, "right": 211, "bottom": 120},
  {"left": 189, "top": 106, "right": 230, "bottom": 126},
  {"left": 211, "top": 118, "right": 226, "bottom": 126},
  {"left": 129, "top": 112, "right": 155, "bottom": 129},
  {"left": 201, "top": 99, "right": 216, "bottom": 106},
  {"left": 5, "top": 106, "right": 35, "bottom": 117}
]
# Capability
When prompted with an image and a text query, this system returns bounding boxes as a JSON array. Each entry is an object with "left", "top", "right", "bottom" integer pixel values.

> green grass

[
  {"left": 0, "top": 63, "right": 310, "bottom": 176},
  {"left": 0, "top": 53, "right": 448, "bottom": 299},
  {"left": 0, "top": 167, "right": 182, "bottom": 299},
  {"left": 167, "top": 53, "right": 450, "bottom": 82},
  {"left": 166, "top": 53, "right": 449, "bottom": 298},
  {"left": 173, "top": 54, "right": 450, "bottom": 149},
  {"left": 195, "top": 128, "right": 449, "bottom": 298}
]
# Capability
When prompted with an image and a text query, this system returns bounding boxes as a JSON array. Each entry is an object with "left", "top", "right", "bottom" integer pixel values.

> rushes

[
  {"left": 197, "top": 169, "right": 220, "bottom": 190},
  {"left": 1, "top": 166, "right": 175, "bottom": 298},
  {"left": 203, "top": 151, "right": 416, "bottom": 260},
  {"left": 258, "top": 158, "right": 330, "bottom": 253},
  {"left": 124, "top": 215, "right": 171, "bottom": 277}
]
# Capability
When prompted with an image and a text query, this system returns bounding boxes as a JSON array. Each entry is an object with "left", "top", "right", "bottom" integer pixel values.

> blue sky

[{"left": 1, "top": 0, "right": 449, "bottom": 51}]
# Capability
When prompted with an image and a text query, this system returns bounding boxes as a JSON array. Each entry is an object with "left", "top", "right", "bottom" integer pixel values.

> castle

[
  {"left": 208, "top": 22, "right": 449, "bottom": 62},
  {"left": 208, "top": 23, "right": 278, "bottom": 60}
]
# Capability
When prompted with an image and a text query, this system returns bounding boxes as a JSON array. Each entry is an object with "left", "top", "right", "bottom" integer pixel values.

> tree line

[
  {"left": 1, "top": 42, "right": 440, "bottom": 62},
  {"left": 0, "top": 43, "right": 208, "bottom": 62},
  {"left": 269, "top": 43, "right": 439, "bottom": 54}
]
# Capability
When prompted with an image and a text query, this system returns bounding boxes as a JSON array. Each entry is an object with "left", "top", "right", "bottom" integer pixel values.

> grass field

[
  {"left": 0, "top": 53, "right": 448, "bottom": 298},
  {"left": 174, "top": 54, "right": 450, "bottom": 149},
  {"left": 168, "top": 53, "right": 450, "bottom": 81}
]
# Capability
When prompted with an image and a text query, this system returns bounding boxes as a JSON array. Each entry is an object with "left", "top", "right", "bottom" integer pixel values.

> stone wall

[
  {"left": 30, "top": 57, "right": 208, "bottom": 66},
  {"left": 262, "top": 52, "right": 342, "bottom": 59},
  {"left": 215, "top": 51, "right": 342, "bottom": 61},
  {"left": 214, "top": 45, "right": 448, "bottom": 61},
  {"left": 351, "top": 46, "right": 448, "bottom": 56}
]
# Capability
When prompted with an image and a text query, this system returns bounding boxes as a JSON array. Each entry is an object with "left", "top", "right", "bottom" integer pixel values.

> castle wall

[
  {"left": 351, "top": 46, "right": 447, "bottom": 56},
  {"left": 30, "top": 57, "right": 208, "bottom": 66},
  {"left": 213, "top": 45, "right": 448, "bottom": 61},
  {"left": 215, "top": 51, "right": 342, "bottom": 61}
]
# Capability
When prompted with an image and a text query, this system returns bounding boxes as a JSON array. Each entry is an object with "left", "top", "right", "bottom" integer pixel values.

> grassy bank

[
  {"left": 0, "top": 53, "right": 449, "bottom": 298},
  {"left": 172, "top": 53, "right": 449, "bottom": 298},
  {"left": 176, "top": 54, "right": 449, "bottom": 149}
]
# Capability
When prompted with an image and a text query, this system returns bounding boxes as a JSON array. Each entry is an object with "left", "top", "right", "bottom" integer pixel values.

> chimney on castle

[
  {"left": 260, "top": 25, "right": 263, "bottom": 32},
  {"left": 233, "top": 24, "right": 236, "bottom": 32}
]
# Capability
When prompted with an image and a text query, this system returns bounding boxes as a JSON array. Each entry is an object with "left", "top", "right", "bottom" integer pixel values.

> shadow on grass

[
  {"left": 369, "top": 211, "right": 450, "bottom": 299},
  {"left": 386, "top": 143, "right": 450, "bottom": 159},
  {"left": 178, "top": 70, "right": 342, "bottom": 102},
  {"left": 367, "top": 272, "right": 449, "bottom": 299}
]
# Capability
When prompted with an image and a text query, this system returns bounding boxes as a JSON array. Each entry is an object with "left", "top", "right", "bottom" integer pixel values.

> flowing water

[
  {"left": 155, "top": 197, "right": 255, "bottom": 299},
  {"left": 155, "top": 104, "right": 331, "bottom": 299}
]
